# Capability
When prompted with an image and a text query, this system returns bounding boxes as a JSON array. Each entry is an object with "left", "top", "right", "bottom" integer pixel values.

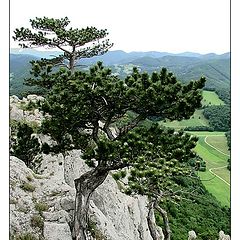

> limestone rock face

[
  {"left": 10, "top": 104, "right": 24, "bottom": 121},
  {"left": 27, "top": 94, "right": 44, "bottom": 103},
  {"left": 10, "top": 95, "right": 20, "bottom": 104},
  {"left": 90, "top": 178, "right": 151, "bottom": 240},
  {"left": 10, "top": 152, "right": 153, "bottom": 240},
  {"left": 10, "top": 95, "right": 44, "bottom": 124},
  {"left": 10, "top": 156, "right": 74, "bottom": 240},
  {"left": 42, "top": 150, "right": 153, "bottom": 240},
  {"left": 44, "top": 222, "right": 72, "bottom": 240}
]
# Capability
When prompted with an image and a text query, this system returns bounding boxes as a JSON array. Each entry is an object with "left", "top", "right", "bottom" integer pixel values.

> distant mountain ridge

[
  {"left": 10, "top": 49, "right": 230, "bottom": 97},
  {"left": 10, "top": 48, "right": 230, "bottom": 65}
]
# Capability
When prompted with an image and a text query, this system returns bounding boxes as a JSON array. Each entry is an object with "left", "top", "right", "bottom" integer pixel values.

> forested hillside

[
  {"left": 112, "top": 56, "right": 230, "bottom": 90},
  {"left": 10, "top": 50, "right": 230, "bottom": 97},
  {"left": 203, "top": 105, "right": 230, "bottom": 131},
  {"left": 10, "top": 54, "right": 39, "bottom": 96}
]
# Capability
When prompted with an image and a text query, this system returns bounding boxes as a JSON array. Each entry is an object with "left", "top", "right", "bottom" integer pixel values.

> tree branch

[
  {"left": 102, "top": 113, "right": 115, "bottom": 140},
  {"left": 117, "top": 113, "right": 146, "bottom": 138},
  {"left": 52, "top": 43, "right": 71, "bottom": 54}
]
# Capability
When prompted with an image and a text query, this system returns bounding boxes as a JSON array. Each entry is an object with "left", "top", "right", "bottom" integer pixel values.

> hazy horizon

[{"left": 10, "top": 47, "right": 230, "bottom": 55}]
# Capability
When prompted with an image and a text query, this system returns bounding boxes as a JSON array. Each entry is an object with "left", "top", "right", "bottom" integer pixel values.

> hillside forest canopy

[{"left": 11, "top": 16, "right": 230, "bottom": 240}]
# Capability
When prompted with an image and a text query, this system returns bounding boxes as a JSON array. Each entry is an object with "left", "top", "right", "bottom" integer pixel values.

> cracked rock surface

[{"left": 10, "top": 153, "right": 153, "bottom": 240}]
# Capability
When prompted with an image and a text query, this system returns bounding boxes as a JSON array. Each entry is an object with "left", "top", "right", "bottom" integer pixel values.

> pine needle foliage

[{"left": 13, "top": 17, "right": 206, "bottom": 239}]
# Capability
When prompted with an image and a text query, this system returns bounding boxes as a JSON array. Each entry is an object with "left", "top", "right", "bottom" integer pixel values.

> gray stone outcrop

[
  {"left": 10, "top": 95, "right": 44, "bottom": 124},
  {"left": 44, "top": 222, "right": 72, "bottom": 240},
  {"left": 40, "top": 150, "right": 153, "bottom": 240},
  {"left": 10, "top": 156, "right": 74, "bottom": 239},
  {"left": 188, "top": 230, "right": 197, "bottom": 240},
  {"left": 219, "top": 230, "right": 231, "bottom": 240},
  {"left": 10, "top": 152, "right": 153, "bottom": 240}
]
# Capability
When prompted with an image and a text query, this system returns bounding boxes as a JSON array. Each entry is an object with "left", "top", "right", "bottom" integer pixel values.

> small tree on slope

[
  {"left": 12, "top": 122, "right": 41, "bottom": 169},
  {"left": 13, "top": 18, "right": 205, "bottom": 240},
  {"left": 113, "top": 127, "right": 200, "bottom": 240}
]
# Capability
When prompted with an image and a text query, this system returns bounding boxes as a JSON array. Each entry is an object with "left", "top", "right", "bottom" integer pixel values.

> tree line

[{"left": 203, "top": 105, "right": 230, "bottom": 132}]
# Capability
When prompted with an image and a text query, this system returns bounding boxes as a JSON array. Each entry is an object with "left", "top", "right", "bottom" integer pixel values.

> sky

[{"left": 10, "top": 0, "right": 230, "bottom": 54}]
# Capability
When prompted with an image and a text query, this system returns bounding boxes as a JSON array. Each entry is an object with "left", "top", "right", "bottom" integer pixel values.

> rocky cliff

[
  {"left": 9, "top": 95, "right": 230, "bottom": 240},
  {"left": 10, "top": 95, "right": 158, "bottom": 240},
  {"left": 10, "top": 152, "right": 155, "bottom": 240}
]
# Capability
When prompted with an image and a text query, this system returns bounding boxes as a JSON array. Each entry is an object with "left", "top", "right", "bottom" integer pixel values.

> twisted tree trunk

[
  {"left": 72, "top": 166, "right": 109, "bottom": 240},
  {"left": 156, "top": 205, "right": 171, "bottom": 240},
  {"left": 147, "top": 199, "right": 171, "bottom": 240},
  {"left": 147, "top": 201, "right": 164, "bottom": 240}
]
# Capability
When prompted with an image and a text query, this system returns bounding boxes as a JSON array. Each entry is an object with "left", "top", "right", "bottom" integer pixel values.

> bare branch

[
  {"left": 117, "top": 113, "right": 146, "bottom": 138},
  {"left": 101, "top": 96, "right": 108, "bottom": 106},
  {"left": 52, "top": 43, "right": 71, "bottom": 54},
  {"left": 100, "top": 113, "right": 115, "bottom": 140}
]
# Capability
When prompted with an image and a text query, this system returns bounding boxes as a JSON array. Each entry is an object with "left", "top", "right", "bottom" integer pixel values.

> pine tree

[
  {"left": 13, "top": 17, "right": 206, "bottom": 240},
  {"left": 13, "top": 16, "right": 113, "bottom": 91},
  {"left": 38, "top": 63, "right": 205, "bottom": 239},
  {"left": 12, "top": 123, "right": 40, "bottom": 169},
  {"left": 113, "top": 126, "right": 200, "bottom": 240}
]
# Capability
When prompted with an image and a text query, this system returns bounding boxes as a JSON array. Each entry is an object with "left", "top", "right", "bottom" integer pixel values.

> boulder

[
  {"left": 44, "top": 222, "right": 72, "bottom": 240},
  {"left": 27, "top": 94, "right": 44, "bottom": 103},
  {"left": 10, "top": 95, "right": 20, "bottom": 104},
  {"left": 188, "top": 230, "right": 197, "bottom": 240},
  {"left": 10, "top": 104, "right": 24, "bottom": 121},
  {"left": 219, "top": 230, "right": 230, "bottom": 240}
]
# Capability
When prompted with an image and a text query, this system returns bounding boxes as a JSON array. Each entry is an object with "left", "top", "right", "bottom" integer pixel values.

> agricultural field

[
  {"left": 161, "top": 109, "right": 208, "bottom": 129},
  {"left": 189, "top": 132, "right": 230, "bottom": 207},
  {"left": 160, "top": 90, "right": 224, "bottom": 130},
  {"left": 201, "top": 90, "right": 225, "bottom": 106},
  {"left": 205, "top": 135, "right": 230, "bottom": 155}
]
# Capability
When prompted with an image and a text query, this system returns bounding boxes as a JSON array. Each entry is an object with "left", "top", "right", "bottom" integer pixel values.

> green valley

[
  {"left": 161, "top": 109, "right": 208, "bottom": 129},
  {"left": 159, "top": 90, "right": 230, "bottom": 207}
]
